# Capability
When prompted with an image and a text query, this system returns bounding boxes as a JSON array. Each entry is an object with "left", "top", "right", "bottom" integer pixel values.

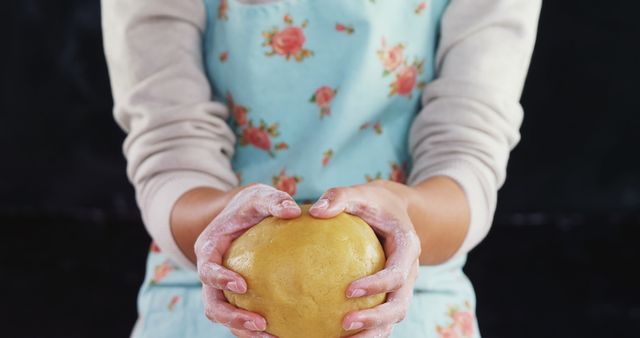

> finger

[
  {"left": 345, "top": 204, "right": 420, "bottom": 298},
  {"left": 203, "top": 285, "right": 267, "bottom": 332},
  {"left": 198, "top": 261, "right": 247, "bottom": 293},
  {"left": 308, "top": 187, "right": 350, "bottom": 218},
  {"left": 240, "top": 183, "right": 300, "bottom": 219},
  {"left": 230, "top": 328, "right": 276, "bottom": 338},
  {"left": 343, "top": 270, "right": 415, "bottom": 331},
  {"left": 346, "top": 252, "right": 418, "bottom": 298},
  {"left": 346, "top": 325, "right": 393, "bottom": 338},
  {"left": 266, "top": 197, "right": 301, "bottom": 219}
]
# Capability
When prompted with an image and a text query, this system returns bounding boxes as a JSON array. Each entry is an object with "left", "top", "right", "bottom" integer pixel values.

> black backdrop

[{"left": 2, "top": 0, "right": 640, "bottom": 337}]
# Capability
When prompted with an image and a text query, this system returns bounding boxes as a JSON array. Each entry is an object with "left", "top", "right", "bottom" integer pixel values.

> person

[{"left": 102, "top": 0, "right": 541, "bottom": 337}]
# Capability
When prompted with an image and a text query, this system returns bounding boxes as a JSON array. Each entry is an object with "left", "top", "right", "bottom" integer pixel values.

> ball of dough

[{"left": 223, "top": 205, "right": 386, "bottom": 338}]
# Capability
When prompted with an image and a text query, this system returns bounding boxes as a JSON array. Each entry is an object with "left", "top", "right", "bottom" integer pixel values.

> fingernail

[
  {"left": 311, "top": 198, "right": 329, "bottom": 210},
  {"left": 281, "top": 200, "right": 297, "bottom": 208},
  {"left": 226, "top": 281, "right": 244, "bottom": 293},
  {"left": 243, "top": 321, "right": 260, "bottom": 331},
  {"left": 345, "top": 322, "right": 364, "bottom": 331},
  {"left": 348, "top": 288, "right": 366, "bottom": 298}
]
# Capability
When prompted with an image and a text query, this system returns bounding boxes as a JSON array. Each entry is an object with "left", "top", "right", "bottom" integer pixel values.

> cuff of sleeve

[
  {"left": 409, "top": 160, "right": 492, "bottom": 260},
  {"left": 138, "top": 171, "right": 234, "bottom": 271}
]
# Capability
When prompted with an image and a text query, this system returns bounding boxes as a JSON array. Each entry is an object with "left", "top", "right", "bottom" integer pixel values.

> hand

[
  {"left": 194, "top": 183, "right": 301, "bottom": 337},
  {"left": 309, "top": 180, "right": 421, "bottom": 338}
]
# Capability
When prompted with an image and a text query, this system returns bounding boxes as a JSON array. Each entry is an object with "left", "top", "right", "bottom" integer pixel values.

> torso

[{"left": 202, "top": 0, "right": 448, "bottom": 200}]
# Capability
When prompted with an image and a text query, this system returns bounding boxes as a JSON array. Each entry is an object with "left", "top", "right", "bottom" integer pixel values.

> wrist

[
  {"left": 406, "top": 176, "right": 471, "bottom": 265},
  {"left": 170, "top": 185, "right": 244, "bottom": 263}
]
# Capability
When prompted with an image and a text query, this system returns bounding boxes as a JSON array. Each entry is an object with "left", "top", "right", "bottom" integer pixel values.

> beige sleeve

[
  {"left": 408, "top": 0, "right": 542, "bottom": 258},
  {"left": 102, "top": 0, "right": 238, "bottom": 269}
]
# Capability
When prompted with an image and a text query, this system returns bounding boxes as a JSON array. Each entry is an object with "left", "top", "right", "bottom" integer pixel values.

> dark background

[{"left": 2, "top": 0, "right": 640, "bottom": 337}]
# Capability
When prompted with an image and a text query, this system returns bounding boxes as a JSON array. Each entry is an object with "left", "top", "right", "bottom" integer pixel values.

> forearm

[
  {"left": 171, "top": 186, "right": 244, "bottom": 264},
  {"left": 382, "top": 177, "right": 470, "bottom": 265},
  {"left": 410, "top": 176, "right": 470, "bottom": 265}
]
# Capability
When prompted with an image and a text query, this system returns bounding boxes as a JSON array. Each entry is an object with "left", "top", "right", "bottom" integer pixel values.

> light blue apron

[{"left": 133, "top": 0, "right": 481, "bottom": 337}]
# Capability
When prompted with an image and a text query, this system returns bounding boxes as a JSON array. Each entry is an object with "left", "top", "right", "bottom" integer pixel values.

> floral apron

[{"left": 133, "top": 0, "right": 481, "bottom": 337}]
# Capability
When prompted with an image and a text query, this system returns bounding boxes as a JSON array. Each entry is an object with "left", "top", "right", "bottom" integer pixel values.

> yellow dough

[{"left": 223, "top": 205, "right": 386, "bottom": 338}]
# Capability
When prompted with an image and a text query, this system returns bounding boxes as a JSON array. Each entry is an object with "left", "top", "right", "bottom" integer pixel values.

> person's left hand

[{"left": 309, "top": 180, "right": 421, "bottom": 338}]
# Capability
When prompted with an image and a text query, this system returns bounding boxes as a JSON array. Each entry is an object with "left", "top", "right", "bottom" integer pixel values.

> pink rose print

[
  {"left": 416, "top": 2, "right": 428, "bottom": 14},
  {"left": 151, "top": 260, "right": 174, "bottom": 285},
  {"left": 436, "top": 303, "right": 475, "bottom": 338},
  {"left": 390, "top": 60, "right": 426, "bottom": 98},
  {"left": 228, "top": 92, "right": 287, "bottom": 157},
  {"left": 373, "top": 121, "right": 383, "bottom": 134},
  {"left": 273, "top": 27, "right": 305, "bottom": 55},
  {"left": 377, "top": 39, "right": 405, "bottom": 75},
  {"left": 335, "top": 23, "right": 355, "bottom": 34},
  {"left": 359, "top": 121, "right": 383, "bottom": 134},
  {"left": 437, "top": 326, "right": 460, "bottom": 338},
  {"left": 226, "top": 92, "right": 249, "bottom": 127},
  {"left": 377, "top": 38, "right": 427, "bottom": 98},
  {"left": 272, "top": 169, "right": 302, "bottom": 196},
  {"left": 365, "top": 162, "right": 407, "bottom": 184},
  {"left": 233, "top": 105, "right": 249, "bottom": 126},
  {"left": 275, "top": 142, "right": 289, "bottom": 150},
  {"left": 241, "top": 123, "right": 274, "bottom": 152},
  {"left": 168, "top": 295, "right": 181, "bottom": 311},
  {"left": 453, "top": 311, "right": 474, "bottom": 337},
  {"left": 389, "top": 162, "right": 407, "bottom": 183},
  {"left": 218, "top": 0, "right": 228, "bottom": 20},
  {"left": 263, "top": 15, "right": 313, "bottom": 62},
  {"left": 219, "top": 51, "right": 228, "bottom": 63},
  {"left": 322, "top": 149, "right": 333, "bottom": 166},
  {"left": 150, "top": 241, "right": 161, "bottom": 253},
  {"left": 310, "top": 86, "right": 338, "bottom": 118},
  {"left": 393, "top": 65, "right": 418, "bottom": 96}
]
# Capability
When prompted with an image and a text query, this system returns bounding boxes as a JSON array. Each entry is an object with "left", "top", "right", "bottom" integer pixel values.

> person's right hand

[{"left": 194, "top": 183, "right": 301, "bottom": 338}]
